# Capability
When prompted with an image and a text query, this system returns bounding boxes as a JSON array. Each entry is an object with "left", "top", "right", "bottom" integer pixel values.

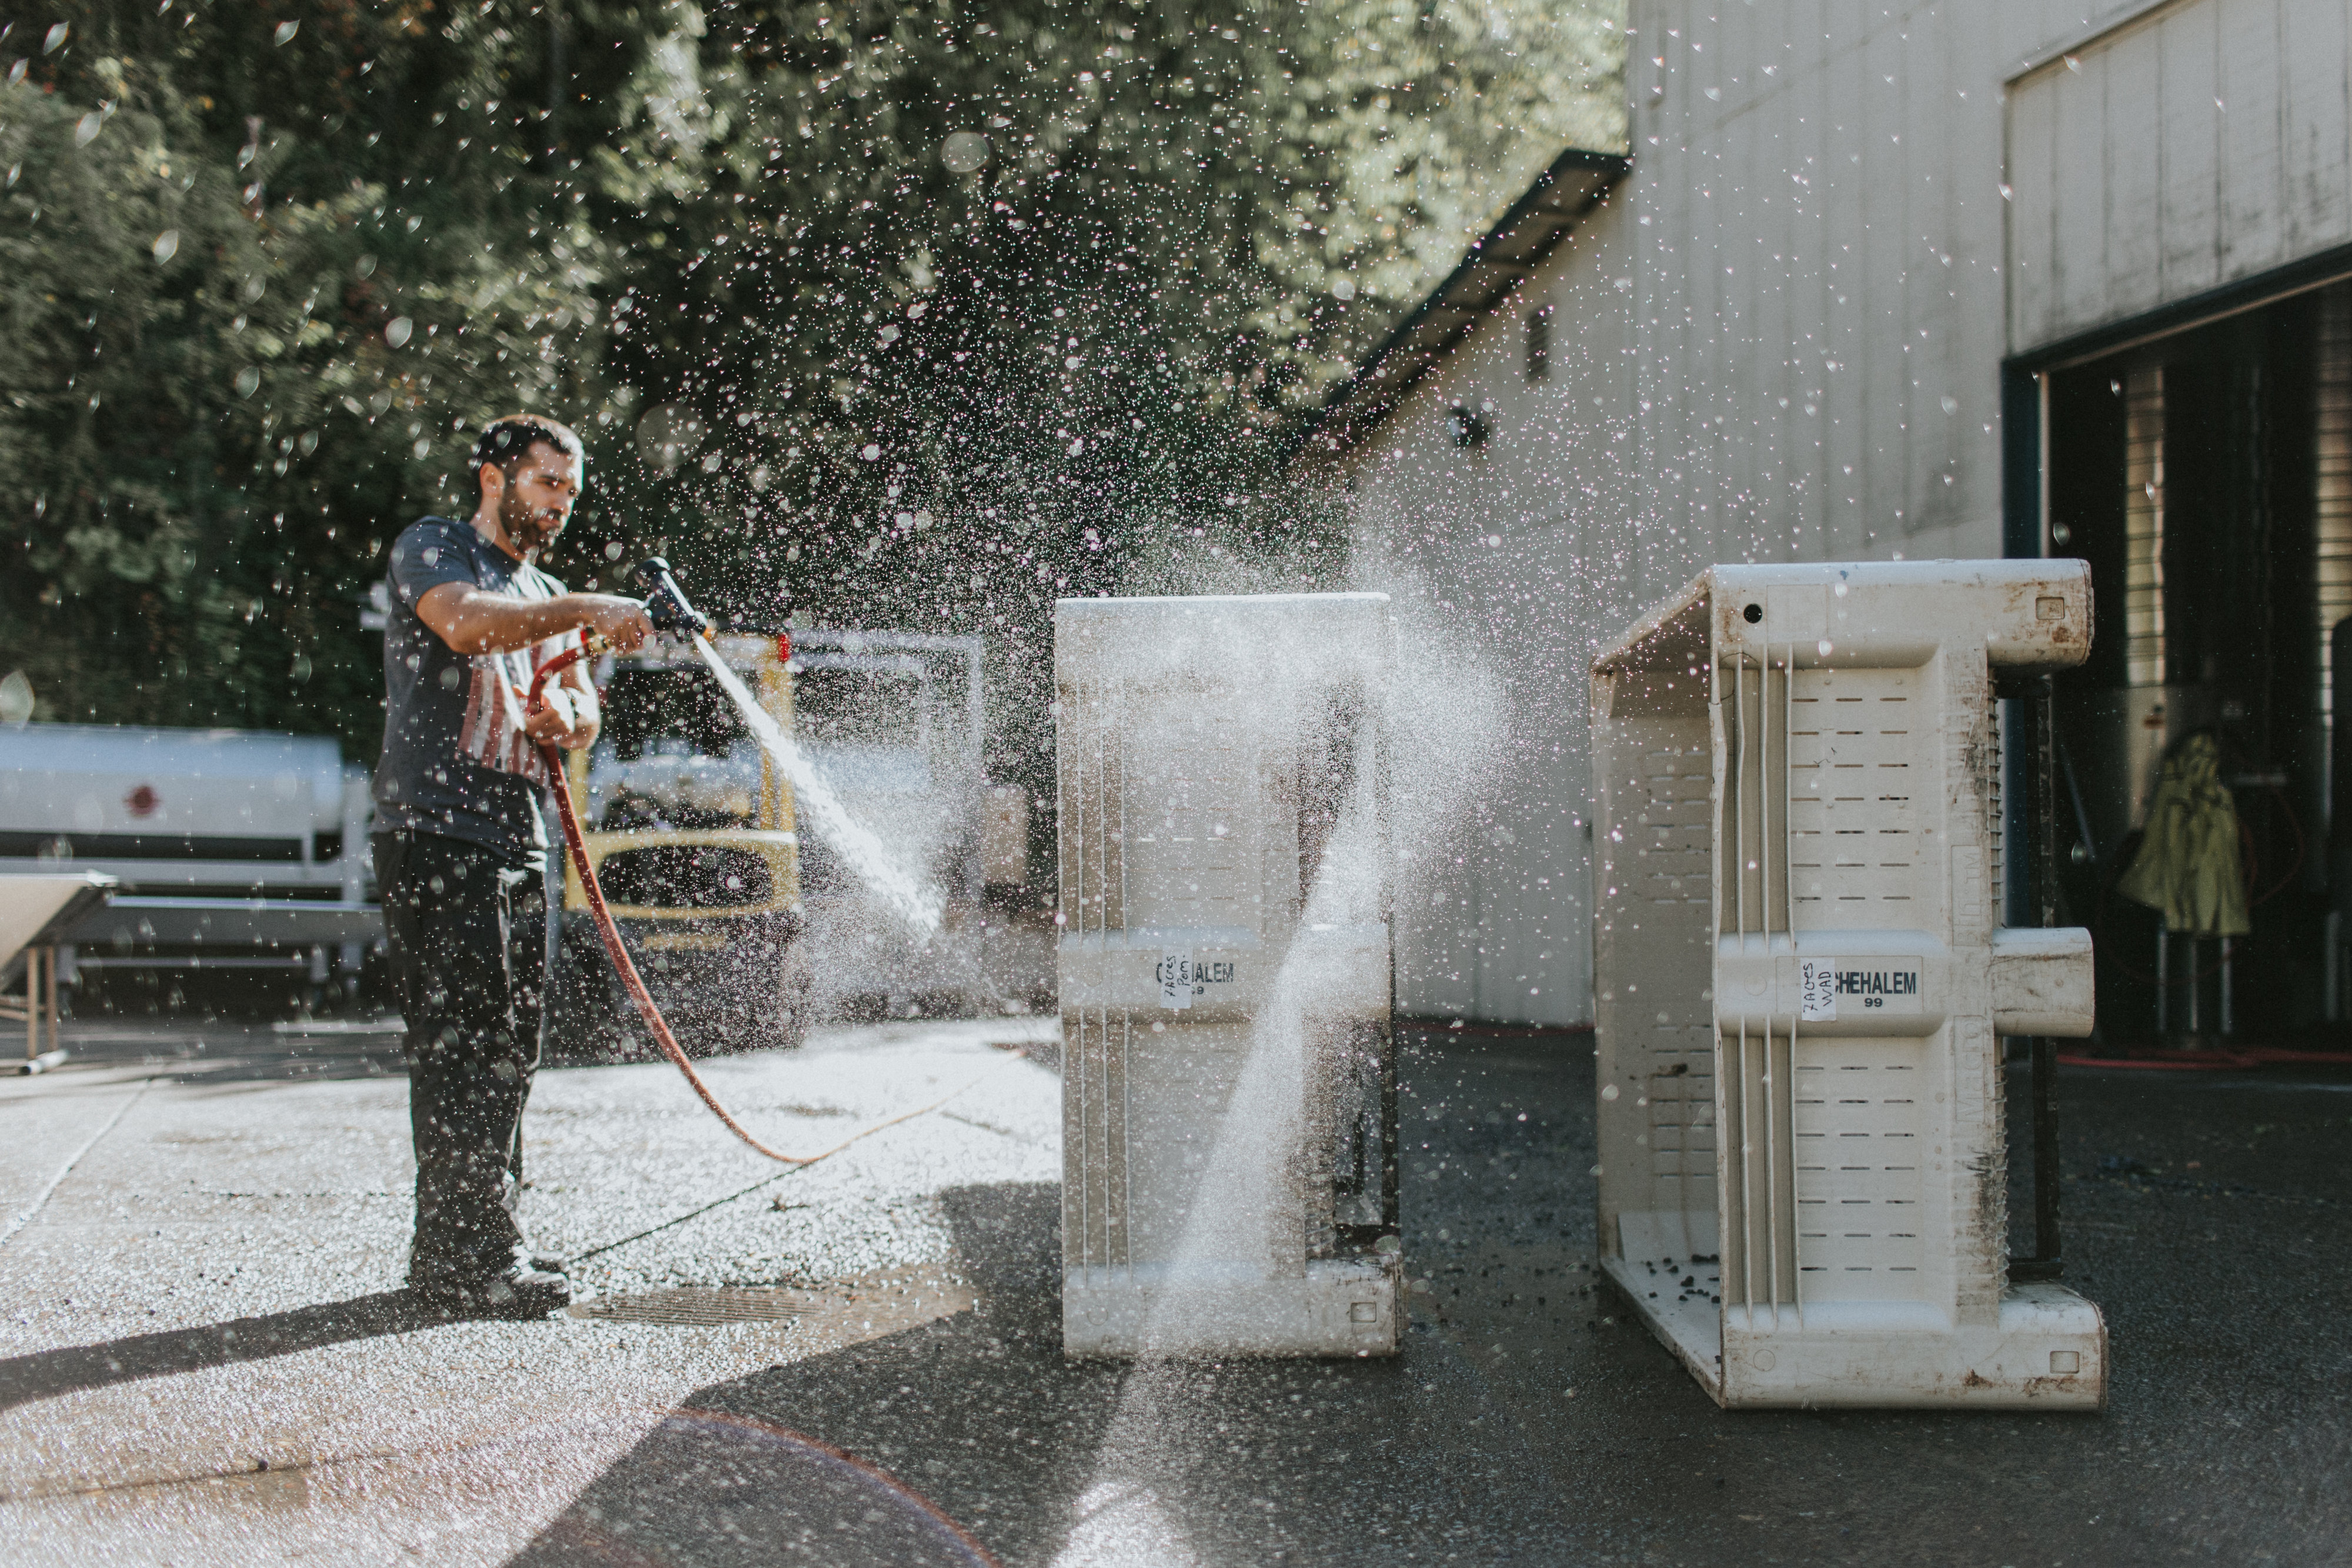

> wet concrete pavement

[
  {"left": 0, "top": 1017, "right": 2345, "bottom": 1564},
  {"left": 0, "top": 1015, "right": 1060, "bottom": 1564}
]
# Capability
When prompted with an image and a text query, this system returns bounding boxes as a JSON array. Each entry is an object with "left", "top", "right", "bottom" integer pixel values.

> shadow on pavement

[
  {"left": 509, "top": 1409, "right": 1007, "bottom": 1568},
  {"left": 503, "top": 1029, "right": 2352, "bottom": 1566},
  {"left": 509, "top": 1182, "right": 1571, "bottom": 1567},
  {"left": 47, "top": 1024, "right": 411, "bottom": 1087},
  {"left": 0, "top": 1290, "right": 449, "bottom": 1413}
]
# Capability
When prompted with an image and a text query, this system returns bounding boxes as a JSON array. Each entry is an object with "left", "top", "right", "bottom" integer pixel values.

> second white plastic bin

[
  {"left": 1590, "top": 560, "right": 2106, "bottom": 1407},
  {"left": 1055, "top": 593, "right": 1399, "bottom": 1358}
]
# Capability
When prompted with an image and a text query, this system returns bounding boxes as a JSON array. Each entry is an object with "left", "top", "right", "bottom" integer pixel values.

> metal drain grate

[{"left": 569, "top": 1288, "right": 810, "bottom": 1326}]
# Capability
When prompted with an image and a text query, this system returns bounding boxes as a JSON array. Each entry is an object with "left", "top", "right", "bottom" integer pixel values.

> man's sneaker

[{"left": 410, "top": 1260, "right": 572, "bottom": 1319}]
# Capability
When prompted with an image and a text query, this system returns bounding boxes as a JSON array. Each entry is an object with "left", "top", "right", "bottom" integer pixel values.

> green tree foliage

[
  {"left": 0, "top": 2, "right": 639, "bottom": 750},
  {"left": 579, "top": 0, "right": 1622, "bottom": 775},
  {"left": 0, "top": 0, "right": 1619, "bottom": 763}
]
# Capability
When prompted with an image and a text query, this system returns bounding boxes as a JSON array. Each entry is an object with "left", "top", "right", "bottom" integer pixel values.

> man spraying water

[{"left": 372, "top": 415, "right": 654, "bottom": 1318}]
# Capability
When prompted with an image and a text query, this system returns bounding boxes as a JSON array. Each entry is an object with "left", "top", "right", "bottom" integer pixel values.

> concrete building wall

[
  {"left": 1345, "top": 196, "right": 1638, "bottom": 1025},
  {"left": 1621, "top": 0, "right": 2060, "bottom": 576},
  {"left": 1331, "top": 0, "right": 2352, "bottom": 1023},
  {"left": 2007, "top": 0, "right": 2352, "bottom": 355}
]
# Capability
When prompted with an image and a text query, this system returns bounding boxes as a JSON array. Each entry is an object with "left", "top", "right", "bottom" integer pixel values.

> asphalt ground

[{"left": 0, "top": 1015, "right": 2344, "bottom": 1565}]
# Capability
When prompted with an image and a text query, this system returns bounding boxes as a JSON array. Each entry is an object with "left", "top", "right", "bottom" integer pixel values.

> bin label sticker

[
  {"left": 1834, "top": 964, "right": 1921, "bottom": 1011},
  {"left": 1159, "top": 950, "right": 1194, "bottom": 1009},
  {"left": 1156, "top": 952, "right": 1237, "bottom": 1008},
  {"left": 1799, "top": 959, "right": 1838, "bottom": 1022}
]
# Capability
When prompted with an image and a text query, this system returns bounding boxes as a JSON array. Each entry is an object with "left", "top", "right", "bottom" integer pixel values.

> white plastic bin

[
  {"left": 1055, "top": 593, "right": 1399, "bottom": 1357},
  {"left": 1590, "top": 560, "right": 2105, "bottom": 1407}
]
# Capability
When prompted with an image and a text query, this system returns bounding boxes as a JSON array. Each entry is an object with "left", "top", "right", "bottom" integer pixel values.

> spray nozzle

[{"left": 632, "top": 556, "right": 710, "bottom": 638}]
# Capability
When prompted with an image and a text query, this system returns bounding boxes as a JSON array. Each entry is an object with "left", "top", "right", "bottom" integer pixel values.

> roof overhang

[{"left": 1281, "top": 146, "right": 1631, "bottom": 467}]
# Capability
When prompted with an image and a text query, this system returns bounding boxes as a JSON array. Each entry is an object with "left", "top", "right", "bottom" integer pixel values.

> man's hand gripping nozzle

[{"left": 526, "top": 557, "right": 703, "bottom": 698}]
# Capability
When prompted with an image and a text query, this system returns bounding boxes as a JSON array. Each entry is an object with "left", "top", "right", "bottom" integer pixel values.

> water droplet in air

[
  {"left": 152, "top": 230, "right": 179, "bottom": 263},
  {"left": 235, "top": 367, "right": 260, "bottom": 397},
  {"left": 634, "top": 404, "right": 702, "bottom": 472},
  {"left": 274, "top": 20, "right": 299, "bottom": 44},
  {"left": 74, "top": 114, "right": 102, "bottom": 147},
  {"left": 940, "top": 131, "right": 991, "bottom": 173},
  {"left": 385, "top": 316, "right": 413, "bottom": 348},
  {"left": 0, "top": 671, "right": 34, "bottom": 726}
]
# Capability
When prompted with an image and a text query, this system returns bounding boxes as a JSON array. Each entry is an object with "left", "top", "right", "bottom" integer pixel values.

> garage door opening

[{"left": 2040, "top": 278, "right": 2352, "bottom": 1042}]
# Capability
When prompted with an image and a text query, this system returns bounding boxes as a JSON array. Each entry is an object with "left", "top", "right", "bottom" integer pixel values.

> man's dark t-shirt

[{"left": 374, "top": 516, "right": 577, "bottom": 869}]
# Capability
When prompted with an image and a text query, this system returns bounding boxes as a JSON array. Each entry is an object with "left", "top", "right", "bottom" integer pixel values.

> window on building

[{"left": 1526, "top": 303, "right": 1553, "bottom": 381}]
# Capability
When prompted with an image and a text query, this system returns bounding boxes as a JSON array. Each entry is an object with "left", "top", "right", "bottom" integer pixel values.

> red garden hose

[{"left": 528, "top": 642, "right": 811, "bottom": 1165}]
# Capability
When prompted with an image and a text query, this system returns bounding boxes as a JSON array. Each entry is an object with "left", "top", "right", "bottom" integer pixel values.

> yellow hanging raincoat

[{"left": 2116, "top": 732, "right": 2250, "bottom": 937}]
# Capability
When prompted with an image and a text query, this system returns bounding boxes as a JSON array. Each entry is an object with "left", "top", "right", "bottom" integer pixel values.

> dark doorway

[{"left": 2042, "top": 280, "right": 2348, "bottom": 1042}]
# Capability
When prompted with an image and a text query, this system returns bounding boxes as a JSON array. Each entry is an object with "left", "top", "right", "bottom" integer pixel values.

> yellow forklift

[{"left": 547, "top": 633, "right": 812, "bottom": 1058}]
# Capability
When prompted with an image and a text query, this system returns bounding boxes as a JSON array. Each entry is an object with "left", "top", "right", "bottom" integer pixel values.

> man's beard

[{"left": 500, "top": 484, "right": 564, "bottom": 553}]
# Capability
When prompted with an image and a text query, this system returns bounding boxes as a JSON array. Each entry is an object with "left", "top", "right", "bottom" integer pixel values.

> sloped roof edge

[{"left": 1278, "top": 146, "right": 1631, "bottom": 467}]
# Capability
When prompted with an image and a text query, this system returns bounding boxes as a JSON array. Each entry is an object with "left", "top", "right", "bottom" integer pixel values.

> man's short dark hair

[{"left": 468, "top": 414, "right": 584, "bottom": 493}]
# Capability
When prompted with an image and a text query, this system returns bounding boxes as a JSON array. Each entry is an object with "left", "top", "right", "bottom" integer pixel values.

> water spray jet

[{"left": 526, "top": 559, "right": 942, "bottom": 1163}]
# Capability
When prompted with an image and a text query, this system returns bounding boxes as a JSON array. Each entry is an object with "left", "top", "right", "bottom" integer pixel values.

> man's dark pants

[{"left": 374, "top": 828, "right": 554, "bottom": 1285}]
